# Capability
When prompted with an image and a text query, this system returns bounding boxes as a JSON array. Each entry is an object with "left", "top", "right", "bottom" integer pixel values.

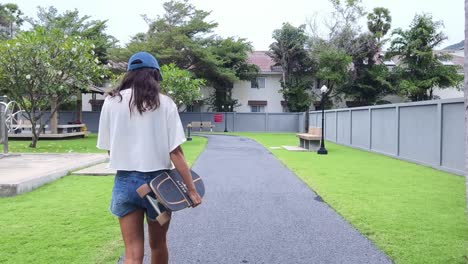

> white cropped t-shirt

[{"left": 96, "top": 89, "right": 186, "bottom": 172}]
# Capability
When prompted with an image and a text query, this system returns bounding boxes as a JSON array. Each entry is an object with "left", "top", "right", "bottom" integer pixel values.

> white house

[{"left": 231, "top": 51, "right": 285, "bottom": 112}]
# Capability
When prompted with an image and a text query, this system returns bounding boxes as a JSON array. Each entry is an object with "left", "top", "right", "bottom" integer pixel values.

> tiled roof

[{"left": 247, "top": 51, "right": 282, "bottom": 73}]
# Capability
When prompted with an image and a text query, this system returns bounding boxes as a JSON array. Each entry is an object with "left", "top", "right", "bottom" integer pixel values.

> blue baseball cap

[{"left": 127, "top": 52, "right": 162, "bottom": 78}]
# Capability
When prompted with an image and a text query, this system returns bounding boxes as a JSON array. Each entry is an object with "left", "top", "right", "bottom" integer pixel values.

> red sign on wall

[{"left": 214, "top": 114, "right": 223, "bottom": 123}]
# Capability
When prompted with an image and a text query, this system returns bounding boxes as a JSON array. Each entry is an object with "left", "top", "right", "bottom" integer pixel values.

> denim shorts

[{"left": 110, "top": 170, "right": 169, "bottom": 221}]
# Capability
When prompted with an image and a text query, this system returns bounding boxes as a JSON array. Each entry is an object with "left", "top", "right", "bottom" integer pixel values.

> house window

[
  {"left": 248, "top": 100, "right": 267, "bottom": 112},
  {"left": 250, "top": 105, "right": 265, "bottom": 112},
  {"left": 251, "top": 77, "right": 266, "bottom": 88}
]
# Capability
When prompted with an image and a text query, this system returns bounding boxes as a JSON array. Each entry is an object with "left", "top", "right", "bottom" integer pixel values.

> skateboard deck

[{"left": 136, "top": 169, "right": 204, "bottom": 225}]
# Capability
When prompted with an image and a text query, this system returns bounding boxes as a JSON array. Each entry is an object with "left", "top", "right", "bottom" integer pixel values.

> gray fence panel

[
  {"left": 82, "top": 112, "right": 101, "bottom": 133},
  {"left": 179, "top": 112, "right": 231, "bottom": 132},
  {"left": 235, "top": 113, "right": 266, "bottom": 132},
  {"left": 268, "top": 113, "right": 300, "bottom": 132},
  {"left": 39, "top": 111, "right": 304, "bottom": 133},
  {"left": 299, "top": 113, "right": 306, "bottom": 133},
  {"left": 325, "top": 112, "right": 336, "bottom": 141},
  {"left": 371, "top": 108, "right": 397, "bottom": 155},
  {"left": 309, "top": 113, "right": 318, "bottom": 127},
  {"left": 399, "top": 105, "right": 439, "bottom": 165},
  {"left": 351, "top": 110, "right": 370, "bottom": 149},
  {"left": 57, "top": 112, "right": 76, "bottom": 124},
  {"left": 337, "top": 111, "right": 351, "bottom": 144},
  {"left": 179, "top": 112, "right": 201, "bottom": 130},
  {"left": 441, "top": 103, "right": 464, "bottom": 171},
  {"left": 310, "top": 98, "right": 464, "bottom": 175}
]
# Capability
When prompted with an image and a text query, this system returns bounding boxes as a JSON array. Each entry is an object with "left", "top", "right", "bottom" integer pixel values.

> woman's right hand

[
  {"left": 170, "top": 146, "right": 202, "bottom": 207},
  {"left": 188, "top": 189, "right": 202, "bottom": 207}
]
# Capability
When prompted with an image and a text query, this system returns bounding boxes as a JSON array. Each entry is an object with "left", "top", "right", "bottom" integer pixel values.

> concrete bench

[
  {"left": 20, "top": 120, "right": 49, "bottom": 133},
  {"left": 296, "top": 127, "right": 322, "bottom": 151},
  {"left": 57, "top": 124, "right": 86, "bottom": 134},
  {"left": 187, "top": 121, "right": 214, "bottom": 132}
]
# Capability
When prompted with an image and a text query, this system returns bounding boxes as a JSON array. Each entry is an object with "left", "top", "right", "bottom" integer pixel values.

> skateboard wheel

[
  {"left": 136, "top": 184, "right": 152, "bottom": 198},
  {"left": 156, "top": 212, "right": 171, "bottom": 226}
]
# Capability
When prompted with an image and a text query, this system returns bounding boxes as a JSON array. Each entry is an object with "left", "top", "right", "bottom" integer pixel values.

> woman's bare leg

[
  {"left": 119, "top": 209, "right": 145, "bottom": 264},
  {"left": 147, "top": 218, "right": 170, "bottom": 264}
]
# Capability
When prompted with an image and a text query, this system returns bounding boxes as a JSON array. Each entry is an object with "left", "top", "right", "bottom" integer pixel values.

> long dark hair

[{"left": 110, "top": 68, "right": 161, "bottom": 115}]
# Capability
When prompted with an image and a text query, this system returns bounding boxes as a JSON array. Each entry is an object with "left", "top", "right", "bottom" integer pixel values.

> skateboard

[{"left": 136, "top": 169, "right": 205, "bottom": 226}]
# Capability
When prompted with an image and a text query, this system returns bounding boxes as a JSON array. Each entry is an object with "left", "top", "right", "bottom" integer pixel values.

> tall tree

[
  {"left": 119, "top": 0, "right": 257, "bottom": 112},
  {"left": 340, "top": 8, "right": 393, "bottom": 105},
  {"left": 367, "top": 7, "right": 391, "bottom": 43},
  {"left": 26, "top": 6, "right": 117, "bottom": 63},
  {"left": 464, "top": 0, "right": 468, "bottom": 218},
  {"left": 206, "top": 37, "right": 258, "bottom": 111},
  {"left": 269, "top": 23, "right": 314, "bottom": 112},
  {"left": 306, "top": 0, "right": 366, "bottom": 108},
  {"left": 387, "top": 14, "right": 463, "bottom": 101},
  {"left": 314, "top": 47, "right": 352, "bottom": 98},
  {"left": 327, "top": 0, "right": 366, "bottom": 53},
  {"left": 0, "top": 3, "right": 23, "bottom": 39},
  {"left": 0, "top": 28, "right": 107, "bottom": 147},
  {"left": 160, "top": 63, "right": 205, "bottom": 110}
]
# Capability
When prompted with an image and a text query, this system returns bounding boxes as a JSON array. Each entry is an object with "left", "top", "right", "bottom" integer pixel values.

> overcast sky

[{"left": 8, "top": 0, "right": 464, "bottom": 50}]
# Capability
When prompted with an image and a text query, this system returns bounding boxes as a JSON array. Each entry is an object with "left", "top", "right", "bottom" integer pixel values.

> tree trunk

[
  {"left": 464, "top": 0, "right": 468, "bottom": 218},
  {"left": 29, "top": 119, "right": 39, "bottom": 148},
  {"left": 50, "top": 97, "right": 58, "bottom": 134},
  {"left": 30, "top": 134, "right": 38, "bottom": 148},
  {"left": 76, "top": 92, "right": 82, "bottom": 122}
]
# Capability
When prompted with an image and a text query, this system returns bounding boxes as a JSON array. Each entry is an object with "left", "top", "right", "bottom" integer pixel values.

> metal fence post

[
  {"left": 396, "top": 106, "right": 400, "bottom": 156},
  {"left": 0, "top": 96, "right": 8, "bottom": 154},
  {"left": 233, "top": 112, "right": 237, "bottom": 132},
  {"left": 335, "top": 111, "right": 338, "bottom": 142},
  {"left": 369, "top": 108, "right": 373, "bottom": 150},
  {"left": 437, "top": 102, "right": 443, "bottom": 166},
  {"left": 349, "top": 109, "right": 353, "bottom": 145}
]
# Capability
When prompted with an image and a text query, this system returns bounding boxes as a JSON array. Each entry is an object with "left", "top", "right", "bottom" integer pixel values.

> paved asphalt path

[{"left": 119, "top": 135, "right": 392, "bottom": 264}]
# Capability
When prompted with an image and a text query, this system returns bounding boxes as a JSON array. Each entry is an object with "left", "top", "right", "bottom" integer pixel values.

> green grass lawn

[
  {"left": 234, "top": 133, "right": 468, "bottom": 264},
  {"left": 9, "top": 134, "right": 106, "bottom": 153},
  {"left": 0, "top": 136, "right": 207, "bottom": 264}
]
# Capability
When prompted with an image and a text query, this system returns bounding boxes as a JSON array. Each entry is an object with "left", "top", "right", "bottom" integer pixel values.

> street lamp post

[
  {"left": 317, "top": 85, "right": 328, "bottom": 155},
  {"left": 223, "top": 105, "right": 228, "bottom": 132},
  {"left": 186, "top": 124, "right": 192, "bottom": 141}
]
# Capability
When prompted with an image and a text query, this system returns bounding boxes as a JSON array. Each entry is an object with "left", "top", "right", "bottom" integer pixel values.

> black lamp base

[{"left": 317, "top": 147, "right": 328, "bottom": 155}]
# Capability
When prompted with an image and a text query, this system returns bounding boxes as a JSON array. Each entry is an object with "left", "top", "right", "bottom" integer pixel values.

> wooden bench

[
  {"left": 187, "top": 121, "right": 214, "bottom": 132},
  {"left": 296, "top": 127, "right": 322, "bottom": 151}
]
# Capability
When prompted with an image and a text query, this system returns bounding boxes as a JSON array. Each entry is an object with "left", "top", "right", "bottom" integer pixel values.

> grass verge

[
  {"left": 0, "top": 136, "right": 207, "bottom": 264},
  {"left": 234, "top": 133, "right": 468, "bottom": 264},
  {"left": 9, "top": 134, "right": 106, "bottom": 153}
]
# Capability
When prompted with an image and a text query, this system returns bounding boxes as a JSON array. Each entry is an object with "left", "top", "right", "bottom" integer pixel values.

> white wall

[
  {"left": 82, "top": 93, "right": 105, "bottom": 112},
  {"left": 200, "top": 86, "right": 215, "bottom": 112},
  {"left": 231, "top": 74, "right": 284, "bottom": 112},
  {"left": 433, "top": 87, "right": 463, "bottom": 99}
]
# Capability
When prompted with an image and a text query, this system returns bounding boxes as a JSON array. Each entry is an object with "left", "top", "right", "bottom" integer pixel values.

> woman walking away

[{"left": 97, "top": 51, "right": 202, "bottom": 264}]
